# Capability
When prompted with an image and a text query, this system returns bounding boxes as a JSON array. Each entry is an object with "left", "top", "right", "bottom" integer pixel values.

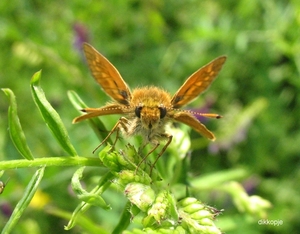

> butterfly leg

[
  {"left": 150, "top": 134, "right": 173, "bottom": 175},
  {"left": 137, "top": 141, "right": 148, "bottom": 155},
  {"left": 135, "top": 142, "right": 160, "bottom": 175},
  {"left": 135, "top": 133, "right": 173, "bottom": 176},
  {"left": 93, "top": 117, "right": 129, "bottom": 153}
]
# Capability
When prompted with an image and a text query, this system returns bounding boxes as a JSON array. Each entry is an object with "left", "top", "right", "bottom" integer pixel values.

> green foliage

[
  {"left": 2, "top": 88, "right": 34, "bottom": 160},
  {"left": 0, "top": 0, "right": 299, "bottom": 233},
  {"left": 2, "top": 167, "right": 45, "bottom": 234},
  {"left": 0, "top": 72, "right": 269, "bottom": 233},
  {"left": 30, "top": 71, "right": 78, "bottom": 157}
]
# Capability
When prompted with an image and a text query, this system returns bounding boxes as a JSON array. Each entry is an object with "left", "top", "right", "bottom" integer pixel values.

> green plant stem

[
  {"left": 46, "top": 206, "right": 109, "bottom": 234},
  {"left": 112, "top": 201, "right": 133, "bottom": 234},
  {"left": 0, "top": 157, "right": 103, "bottom": 170}
]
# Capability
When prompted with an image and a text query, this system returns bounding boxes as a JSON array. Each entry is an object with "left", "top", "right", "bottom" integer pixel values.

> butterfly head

[{"left": 131, "top": 87, "right": 171, "bottom": 130}]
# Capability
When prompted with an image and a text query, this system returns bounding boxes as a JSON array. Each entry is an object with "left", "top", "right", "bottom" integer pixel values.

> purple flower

[
  {"left": 73, "top": 22, "right": 90, "bottom": 58},
  {"left": 1, "top": 202, "right": 13, "bottom": 217},
  {"left": 189, "top": 97, "right": 217, "bottom": 123}
]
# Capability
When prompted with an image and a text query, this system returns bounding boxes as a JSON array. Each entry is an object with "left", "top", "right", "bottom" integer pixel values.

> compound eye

[
  {"left": 159, "top": 106, "right": 167, "bottom": 119},
  {"left": 135, "top": 105, "right": 143, "bottom": 118}
]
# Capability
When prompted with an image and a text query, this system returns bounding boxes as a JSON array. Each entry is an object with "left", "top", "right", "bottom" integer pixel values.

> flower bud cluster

[
  {"left": 99, "top": 145, "right": 222, "bottom": 233},
  {"left": 98, "top": 145, "right": 158, "bottom": 186},
  {"left": 125, "top": 182, "right": 155, "bottom": 212},
  {"left": 177, "top": 197, "right": 222, "bottom": 234},
  {"left": 144, "top": 191, "right": 173, "bottom": 225}
]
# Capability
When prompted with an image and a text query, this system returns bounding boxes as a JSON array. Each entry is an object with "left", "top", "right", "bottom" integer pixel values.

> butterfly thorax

[{"left": 130, "top": 86, "right": 172, "bottom": 106}]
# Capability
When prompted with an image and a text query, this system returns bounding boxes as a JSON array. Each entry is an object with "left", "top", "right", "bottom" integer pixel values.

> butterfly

[{"left": 73, "top": 43, "right": 226, "bottom": 172}]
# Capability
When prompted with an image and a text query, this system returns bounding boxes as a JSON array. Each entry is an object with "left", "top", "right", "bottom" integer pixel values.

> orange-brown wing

[
  {"left": 83, "top": 43, "right": 132, "bottom": 105},
  {"left": 171, "top": 56, "right": 226, "bottom": 108},
  {"left": 73, "top": 104, "right": 128, "bottom": 123},
  {"left": 173, "top": 112, "right": 215, "bottom": 140}
]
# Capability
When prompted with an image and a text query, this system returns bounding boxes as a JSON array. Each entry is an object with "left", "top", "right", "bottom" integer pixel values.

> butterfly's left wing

[
  {"left": 171, "top": 56, "right": 226, "bottom": 108},
  {"left": 83, "top": 43, "right": 132, "bottom": 105}
]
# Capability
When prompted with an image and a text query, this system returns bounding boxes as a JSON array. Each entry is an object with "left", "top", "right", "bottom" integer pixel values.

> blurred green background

[{"left": 0, "top": 0, "right": 299, "bottom": 233}]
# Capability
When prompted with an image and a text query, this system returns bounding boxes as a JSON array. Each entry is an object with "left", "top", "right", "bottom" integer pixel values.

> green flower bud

[
  {"left": 166, "top": 126, "right": 191, "bottom": 158},
  {"left": 178, "top": 197, "right": 222, "bottom": 234},
  {"left": 99, "top": 146, "right": 122, "bottom": 172},
  {"left": 190, "top": 209, "right": 213, "bottom": 221},
  {"left": 119, "top": 170, "right": 135, "bottom": 184},
  {"left": 183, "top": 203, "right": 206, "bottom": 214},
  {"left": 198, "top": 217, "right": 215, "bottom": 226},
  {"left": 123, "top": 144, "right": 141, "bottom": 166},
  {"left": 178, "top": 197, "right": 198, "bottom": 207},
  {"left": 118, "top": 170, "right": 152, "bottom": 185},
  {"left": 125, "top": 183, "right": 155, "bottom": 212},
  {"left": 147, "top": 191, "right": 168, "bottom": 223}
]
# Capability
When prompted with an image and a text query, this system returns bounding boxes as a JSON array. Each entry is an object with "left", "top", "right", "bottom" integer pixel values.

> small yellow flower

[{"left": 30, "top": 190, "right": 51, "bottom": 209}]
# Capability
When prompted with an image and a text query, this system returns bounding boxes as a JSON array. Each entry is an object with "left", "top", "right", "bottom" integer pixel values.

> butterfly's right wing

[
  {"left": 173, "top": 111, "right": 215, "bottom": 140},
  {"left": 72, "top": 104, "right": 130, "bottom": 123}
]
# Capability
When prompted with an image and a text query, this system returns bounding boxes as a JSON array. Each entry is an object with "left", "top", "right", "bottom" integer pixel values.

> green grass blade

[
  {"left": 30, "top": 71, "right": 77, "bottom": 156},
  {"left": 2, "top": 88, "right": 34, "bottom": 160},
  {"left": 1, "top": 167, "right": 45, "bottom": 234}
]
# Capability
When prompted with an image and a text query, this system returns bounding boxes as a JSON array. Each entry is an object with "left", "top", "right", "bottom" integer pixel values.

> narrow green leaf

[
  {"left": 2, "top": 88, "right": 34, "bottom": 160},
  {"left": 66, "top": 171, "right": 114, "bottom": 230},
  {"left": 71, "top": 167, "right": 110, "bottom": 209},
  {"left": 2, "top": 167, "right": 45, "bottom": 233},
  {"left": 30, "top": 71, "right": 77, "bottom": 156},
  {"left": 67, "top": 90, "right": 89, "bottom": 110},
  {"left": 68, "top": 90, "right": 113, "bottom": 145}
]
